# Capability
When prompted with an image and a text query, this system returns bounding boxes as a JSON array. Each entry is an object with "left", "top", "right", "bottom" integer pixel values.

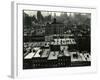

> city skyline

[{"left": 24, "top": 10, "right": 90, "bottom": 18}]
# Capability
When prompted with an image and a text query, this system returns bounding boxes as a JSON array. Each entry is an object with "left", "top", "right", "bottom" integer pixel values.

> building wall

[{"left": 45, "top": 23, "right": 64, "bottom": 35}]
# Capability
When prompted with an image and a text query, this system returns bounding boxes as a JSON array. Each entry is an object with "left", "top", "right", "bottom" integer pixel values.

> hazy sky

[
  {"left": 24, "top": 10, "right": 91, "bottom": 19},
  {"left": 24, "top": 10, "right": 74, "bottom": 17}
]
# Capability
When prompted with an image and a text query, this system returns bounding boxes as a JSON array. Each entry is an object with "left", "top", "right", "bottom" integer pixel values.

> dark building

[{"left": 45, "top": 18, "right": 65, "bottom": 35}]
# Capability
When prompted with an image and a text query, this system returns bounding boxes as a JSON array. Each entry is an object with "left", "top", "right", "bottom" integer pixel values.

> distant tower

[
  {"left": 52, "top": 18, "right": 57, "bottom": 24},
  {"left": 54, "top": 13, "right": 56, "bottom": 18}
]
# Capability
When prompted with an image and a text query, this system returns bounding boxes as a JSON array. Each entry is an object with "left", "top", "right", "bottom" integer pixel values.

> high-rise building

[{"left": 45, "top": 18, "right": 65, "bottom": 35}]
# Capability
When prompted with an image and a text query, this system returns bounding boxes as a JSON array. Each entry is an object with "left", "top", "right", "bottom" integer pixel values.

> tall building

[{"left": 45, "top": 18, "right": 65, "bottom": 35}]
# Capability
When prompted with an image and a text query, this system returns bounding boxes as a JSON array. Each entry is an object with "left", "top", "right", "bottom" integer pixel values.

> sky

[
  {"left": 24, "top": 10, "right": 74, "bottom": 17},
  {"left": 23, "top": 10, "right": 91, "bottom": 19}
]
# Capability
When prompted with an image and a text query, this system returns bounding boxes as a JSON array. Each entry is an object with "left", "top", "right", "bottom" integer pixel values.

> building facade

[{"left": 45, "top": 18, "right": 65, "bottom": 35}]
